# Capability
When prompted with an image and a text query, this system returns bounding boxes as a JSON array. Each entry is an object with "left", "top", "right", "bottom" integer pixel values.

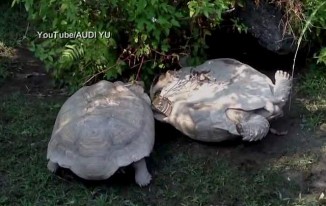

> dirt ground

[{"left": 1, "top": 48, "right": 326, "bottom": 204}]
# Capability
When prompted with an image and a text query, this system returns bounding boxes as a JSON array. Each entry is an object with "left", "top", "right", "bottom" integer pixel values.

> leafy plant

[
  {"left": 317, "top": 47, "right": 326, "bottom": 65},
  {"left": 11, "top": 0, "right": 234, "bottom": 90},
  {"left": 13, "top": 0, "right": 326, "bottom": 90}
]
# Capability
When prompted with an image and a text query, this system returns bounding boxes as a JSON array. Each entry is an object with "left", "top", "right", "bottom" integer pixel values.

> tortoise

[
  {"left": 150, "top": 58, "right": 292, "bottom": 142},
  {"left": 47, "top": 80, "right": 155, "bottom": 187}
]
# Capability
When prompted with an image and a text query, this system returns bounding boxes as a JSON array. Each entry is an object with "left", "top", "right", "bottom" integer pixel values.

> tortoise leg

[
  {"left": 226, "top": 109, "right": 270, "bottom": 141},
  {"left": 133, "top": 158, "right": 152, "bottom": 187},
  {"left": 236, "top": 115, "right": 270, "bottom": 141},
  {"left": 273, "top": 70, "right": 292, "bottom": 104},
  {"left": 47, "top": 160, "right": 59, "bottom": 173}
]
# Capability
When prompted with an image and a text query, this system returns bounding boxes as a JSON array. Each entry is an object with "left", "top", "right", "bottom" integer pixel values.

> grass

[
  {"left": 272, "top": 152, "right": 317, "bottom": 172},
  {"left": 298, "top": 64, "right": 326, "bottom": 129},
  {"left": 0, "top": 92, "right": 311, "bottom": 206}
]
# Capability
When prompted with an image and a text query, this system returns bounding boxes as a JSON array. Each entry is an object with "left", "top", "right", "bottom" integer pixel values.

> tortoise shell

[{"left": 47, "top": 80, "right": 155, "bottom": 180}]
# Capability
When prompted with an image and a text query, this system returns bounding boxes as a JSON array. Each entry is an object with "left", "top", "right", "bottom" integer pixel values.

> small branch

[
  {"left": 83, "top": 64, "right": 116, "bottom": 85},
  {"left": 152, "top": 49, "right": 170, "bottom": 57},
  {"left": 23, "top": 22, "right": 30, "bottom": 40},
  {"left": 83, "top": 53, "right": 127, "bottom": 85},
  {"left": 130, "top": 59, "right": 152, "bottom": 69},
  {"left": 135, "top": 56, "right": 145, "bottom": 81}
]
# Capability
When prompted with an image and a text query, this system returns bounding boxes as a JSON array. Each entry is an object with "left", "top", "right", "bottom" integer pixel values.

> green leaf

[
  {"left": 24, "top": 3, "right": 30, "bottom": 11},
  {"left": 134, "top": 36, "right": 139, "bottom": 43},
  {"left": 61, "top": 20, "right": 67, "bottom": 25},
  {"left": 189, "top": 9, "right": 195, "bottom": 18},
  {"left": 11, "top": 0, "right": 19, "bottom": 7},
  {"left": 139, "top": 0, "right": 147, "bottom": 9},
  {"left": 161, "top": 43, "right": 169, "bottom": 52},
  {"left": 48, "top": 55, "right": 53, "bottom": 62},
  {"left": 164, "top": 28, "right": 170, "bottom": 36},
  {"left": 141, "top": 34, "right": 147, "bottom": 41},
  {"left": 60, "top": 3, "right": 68, "bottom": 12},
  {"left": 158, "top": 63, "right": 165, "bottom": 69},
  {"left": 203, "top": 10, "right": 209, "bottom": 18},
  {"left": 171, "top": 19, "right": 180, "bottom": 27}
]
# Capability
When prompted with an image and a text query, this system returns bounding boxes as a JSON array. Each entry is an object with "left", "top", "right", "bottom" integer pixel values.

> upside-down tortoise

[
  {"left": 150, "top": 58, "right": 292, "bottom": 142},
  {"left": 47, "top": 80, "right": 155, "bottom": 186}
]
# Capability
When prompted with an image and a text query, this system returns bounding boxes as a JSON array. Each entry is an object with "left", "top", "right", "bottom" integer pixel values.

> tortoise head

[{"left": 150, "top": 70, "right": 177, "bottom": 100}]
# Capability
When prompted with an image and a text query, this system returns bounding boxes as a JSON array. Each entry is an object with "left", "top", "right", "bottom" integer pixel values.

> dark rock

[{"left": 237, "top": 0, "right": 296, "bottom": 55}]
